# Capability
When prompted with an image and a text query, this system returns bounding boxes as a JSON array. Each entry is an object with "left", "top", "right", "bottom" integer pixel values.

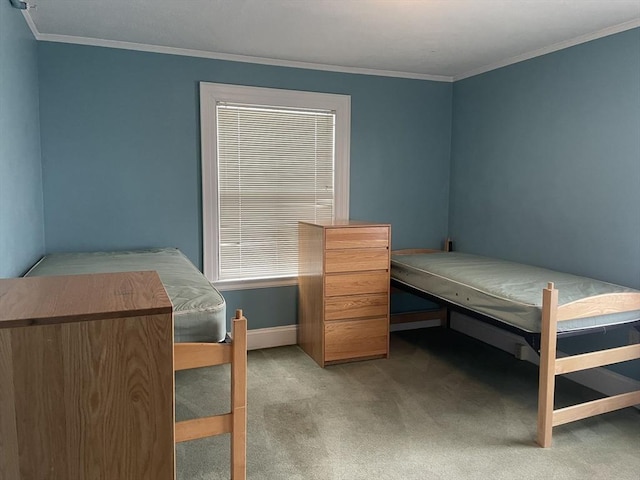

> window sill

[{"left": 213, "top": 276, "right": 298, "bottom": 292}]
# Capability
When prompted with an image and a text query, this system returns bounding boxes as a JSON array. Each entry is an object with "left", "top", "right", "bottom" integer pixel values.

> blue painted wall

[
  {"left": 450, "top": 28, "right": 640, "bottom": 378},
  {"left": 34, "top": 28, "right": 640, "bottom": 354},
  {"left": 37, "top": 42, "right": 452, "bottom": 328},
  {"left": 0, "top": 2, "right": 44, "bottom": 278},
  {"left": 450, "top": 28, "right": 640, "bottom": 288}
]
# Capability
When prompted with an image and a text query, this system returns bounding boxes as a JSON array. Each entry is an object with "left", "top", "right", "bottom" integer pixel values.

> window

[{"left": 200, "top": 83, "right": 350, "bottom": 289}]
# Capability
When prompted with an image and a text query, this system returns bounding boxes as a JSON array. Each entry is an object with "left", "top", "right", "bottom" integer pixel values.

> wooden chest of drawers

[{"left": 298, "top": 221, "right": 391, "bottom": 367}]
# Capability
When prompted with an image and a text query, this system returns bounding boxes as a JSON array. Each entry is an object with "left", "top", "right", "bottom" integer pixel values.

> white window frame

[{"left": 200, "top": 82, "right": 350, "bottom": 290}]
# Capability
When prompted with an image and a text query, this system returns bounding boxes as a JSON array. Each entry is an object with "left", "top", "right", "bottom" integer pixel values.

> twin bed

[
  {"left": 23, "top": 244, "right": 639, "bottom": 451},
  {"left": 24, "top": 248, "right": 247, "bottom": 479},
  {"left": 391, "top": 247, "right": 640, "bottom": 447}
]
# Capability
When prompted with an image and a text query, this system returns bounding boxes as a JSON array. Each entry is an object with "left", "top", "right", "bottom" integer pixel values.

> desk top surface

[{"left": 0, "top": 271, "right": 172, "bottom": 329}]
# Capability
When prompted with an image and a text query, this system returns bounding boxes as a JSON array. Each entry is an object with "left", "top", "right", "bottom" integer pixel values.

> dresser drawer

[
  {"left": 325, "top": 293, "right": 388, "bottom": 321},
  {"left": 325, "top": 271, "right": 389, "bottom": 297},
  {"left": 324, "top": 317, "right": 388, "bottom": 362},
  {"left": 325, "top": 248, "right": 389, "bottom": 273},
  {"left": 325, "top": 227, "right": 389, "bottom": 250}
]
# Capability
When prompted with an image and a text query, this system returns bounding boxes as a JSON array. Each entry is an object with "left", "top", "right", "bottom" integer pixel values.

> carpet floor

[{"left": 175, "top": 328, "right": 640, "bottom": 480}]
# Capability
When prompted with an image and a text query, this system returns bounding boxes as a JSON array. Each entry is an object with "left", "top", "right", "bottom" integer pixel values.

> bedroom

[{"left": 1, "top": 0, "right": 638, "bottom": 478}]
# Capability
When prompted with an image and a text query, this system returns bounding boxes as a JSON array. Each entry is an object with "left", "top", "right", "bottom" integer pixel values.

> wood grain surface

[
  {"left": 298, "top": 221, "right": 390, "bottom": 366},
  {"left": 324, "top": 293, "right": 388, "bottom": 321},
  {"left": 298, "top": 222, "right": 326, "bottom": 365},
  {"left": 324, "top": 317, "right": 389, "bottom": 362},
  {"left": 325, "top": 225, "right": 389, "bottom": 249},
  {"left": 325, "top": 248, "right": 389, "bottom": 273},
  {"left": 557, "top": 292, "right": 640, "bottom": 321},
  {"left": 0, "top": 330, "right": 20, "bottom": 480},
  {"left": 0, "top": 271, "right": 172, "bottom": 328},
  {"left": 0, "top": 272, "right": 174, "bottom": 479},
  {"left": 324, "top": 271, "right": 389, "bottom": 297}
]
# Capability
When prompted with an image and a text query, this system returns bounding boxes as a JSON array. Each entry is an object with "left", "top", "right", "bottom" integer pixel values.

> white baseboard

[
  {"left": 450, "top": 312, "right": 640, "bottom": 406},
  {"left": 246, "top": 325, "right": 298, "bottom": 351}
]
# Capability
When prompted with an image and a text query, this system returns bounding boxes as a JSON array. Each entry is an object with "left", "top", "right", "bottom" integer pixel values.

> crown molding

[
  {"left": 22, "top": 10, "right": 640, "bottom": 83},
  {"left": 454, "top": 18, "right": 640, "bottom": 81},
  {"left": 34, "top": 32, "right": 453, "bottom": 83},
  {"left": 20, "top": 9, "right": 39, "bottom": 38}
]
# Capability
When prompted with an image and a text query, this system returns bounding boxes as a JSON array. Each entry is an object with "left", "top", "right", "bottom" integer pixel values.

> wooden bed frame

[
  {"left": 392, "top": 248, "right": 640, "bottom": 447},
  {"left": 174, "top": 309, "right": 248, "bottom": 479},
  {"left": 538, "top": 285, "right": 640, "bottom": 447}
]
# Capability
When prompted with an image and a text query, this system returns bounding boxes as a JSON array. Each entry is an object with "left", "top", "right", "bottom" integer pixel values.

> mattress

[
  {"left": 391, "top": 252, "right": 640, "bottom": 333},
  {"left": 25, "top": 248, "right": 226, "bottom": 343}
]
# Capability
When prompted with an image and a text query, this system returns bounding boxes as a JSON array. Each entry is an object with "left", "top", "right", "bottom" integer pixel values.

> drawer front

[
  {"left": 325, "top": 293, "right": 388, "bottom": 321},
  {"left": 325, "top": 248, "right": 389, "bottom": 273},
  {"left": 324, "top": 317, "right": 388, "bottom": 362},
  {"left": 325, "top": 271, "right": 389, "bottom": 297},
  {"left": 325, "top": 227, "right": 388, "bottom": 250}
]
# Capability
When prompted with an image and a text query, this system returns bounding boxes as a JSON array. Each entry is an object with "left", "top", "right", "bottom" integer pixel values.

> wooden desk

[{"left": 0, "top": 271, "right": 174, "bottom": 479}]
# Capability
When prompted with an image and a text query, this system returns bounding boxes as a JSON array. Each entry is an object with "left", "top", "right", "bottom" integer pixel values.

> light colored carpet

[{"left": 175, "top": 328, "right": 640, "bottom": 480}]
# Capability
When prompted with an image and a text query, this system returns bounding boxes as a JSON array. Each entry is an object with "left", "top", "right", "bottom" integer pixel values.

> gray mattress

[
  {"left": 391, "top": 252, "right": 640, "bottom": 333},
  {"left": 25, "top": 248, "right": 227, "bottom": 343}
]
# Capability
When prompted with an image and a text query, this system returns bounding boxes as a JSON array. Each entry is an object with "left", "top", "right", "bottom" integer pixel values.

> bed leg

[
  {"left": 230, "top": 309, "right": 247, "bottom": 479},
  {"left": 442, "top": 307, "right": 450, "bottom": 329},
  {"left": 537, "top": 283, "right": 559, "bottom": 448}
]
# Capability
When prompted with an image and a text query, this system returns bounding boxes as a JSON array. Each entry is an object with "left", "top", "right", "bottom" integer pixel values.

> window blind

[{"left": 216, "top": 103, "right": 336, "bottom": 281}]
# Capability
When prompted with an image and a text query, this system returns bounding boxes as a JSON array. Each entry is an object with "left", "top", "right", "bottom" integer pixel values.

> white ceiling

[{"left": 21, "top": 0, "right": 640, "bottom": 81}]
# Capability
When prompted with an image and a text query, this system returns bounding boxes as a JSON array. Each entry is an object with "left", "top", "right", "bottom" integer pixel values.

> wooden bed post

[
  {"left": 174, "top": 309, "right": 248, "bottom": 479},
  {"left": 231, "top": 309, "right": 248, "bottom": 480},
  {"left": 537, "top": 282, "right": 559, "bottom": 448}
]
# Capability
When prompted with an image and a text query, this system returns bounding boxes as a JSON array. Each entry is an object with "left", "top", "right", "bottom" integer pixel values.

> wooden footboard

[
  {"left": 537, "top": 284, "right": 640, "bottom": 447},
  {"left": 174, "top": 309, "right": 248, "bottom": 480}
]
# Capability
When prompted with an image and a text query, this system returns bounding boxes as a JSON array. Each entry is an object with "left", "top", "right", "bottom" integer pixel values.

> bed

[
  {"left": 391, "top": 248, "right": 640, "bottom": 447},
  {"left": 25, "top": 248, "right": 247, "bottom": 479}
]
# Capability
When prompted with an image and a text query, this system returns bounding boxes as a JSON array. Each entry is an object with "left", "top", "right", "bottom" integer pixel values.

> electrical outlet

[{"left": 629, "top": 328, "right": 640, "bottom": 344}]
